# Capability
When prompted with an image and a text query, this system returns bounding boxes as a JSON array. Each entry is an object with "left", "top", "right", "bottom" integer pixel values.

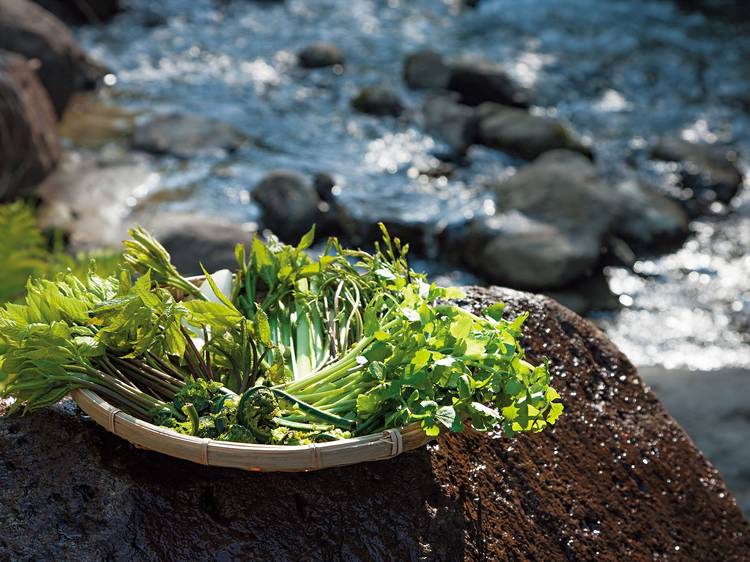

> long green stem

[
  {"left": 279, "top": 324, "right": 387, "bottom": 393},
  {"left": 272, "top": 417, "right": 332, "bottom": 431},
  {"left": 292, "top": 372, "right": 364, "bottom": 402},
  {"left": 269, "top": 388, "right": 354, "bottom": 428}
]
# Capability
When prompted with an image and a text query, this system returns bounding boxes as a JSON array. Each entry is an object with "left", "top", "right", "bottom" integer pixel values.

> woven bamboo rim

[
  {"left": 70, "top": 275, "right": 433, "bottom": 471},
  {"left": 71, "top": 389, "right": 430, "bottom": 471}
]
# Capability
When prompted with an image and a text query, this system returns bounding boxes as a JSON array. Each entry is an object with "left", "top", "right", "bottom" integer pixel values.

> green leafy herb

[{"left": 0, "top": 224, "right": 563, "bottom": 447}]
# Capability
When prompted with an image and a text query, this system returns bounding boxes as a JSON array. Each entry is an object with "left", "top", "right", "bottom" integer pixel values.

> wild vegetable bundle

[{"left": 0, "top": 226, "right": 562, "bottom": 445}]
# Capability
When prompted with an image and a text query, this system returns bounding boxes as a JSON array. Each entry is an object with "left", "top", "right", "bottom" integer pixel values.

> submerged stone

[
  {"left": 297, "top": 42, "right": 345, "bottom": 69},
  {"left": 351, "top": 85, "right": 404, "bottom": 117},
  {"left": 650, "top": 136, "right": 743, "bottom": 206},
  {"left": 132, "top": 113, "right": 248, "bottom": 158}
]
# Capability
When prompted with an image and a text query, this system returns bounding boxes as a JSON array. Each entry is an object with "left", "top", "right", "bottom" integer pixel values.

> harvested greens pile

[{"left": 0, "top": 226, "right": 562, "bottom": 445}]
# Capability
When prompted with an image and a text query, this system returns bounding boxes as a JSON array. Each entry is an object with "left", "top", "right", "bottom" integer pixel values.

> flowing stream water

[{"left": 76, "top": 0, "right": 749, "bottom": 371}]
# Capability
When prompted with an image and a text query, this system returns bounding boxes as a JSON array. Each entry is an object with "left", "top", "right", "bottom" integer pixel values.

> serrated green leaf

[
  {"left": 547, "top": 401, "right": 564, "bottom": 424},
  {"left": 184, "top": 300, "right": 242, "bottom": 330},
  {"left": 255, "top": 308, "right": 272, "bottom": 346}
]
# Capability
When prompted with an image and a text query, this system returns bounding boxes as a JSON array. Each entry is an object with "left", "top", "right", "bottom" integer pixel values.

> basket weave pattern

[{"left": 72, "top": 390, "right": 431, "bottom": 472}]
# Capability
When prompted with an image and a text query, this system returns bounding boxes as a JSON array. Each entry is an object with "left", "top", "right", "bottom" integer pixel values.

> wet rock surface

[
  {"left": 351, "top": 85, "right": 404, "bottom": 117},
  {"left": 447, "top": 59, "right": 529, "bottom": 108},
  {"left": 476, "top": 103, "right": 591, "bottom": 161},
  {"left": 491, "top": 151, "right": 619, "bottom": 240},
  {"left": 36, "top": 151, "right": 157, "bottom": 250},
  {"left": 132, "top": 113, "right": 248, "bottom": 158},
  {"left": 141, "top": 213, "right": 256, "bottom": 275},
  {"left": 30, "top": 0, "right": 120, "bottom": 24},
  {"left": 252, "top": 170, "right": 323, "bottom": 241},
  {"left": 58, "top": 94, "right": 136, "bottom": 149},
  {"left": 612, "top": 180, "right": 690, "bottom": 253},
  {"left": 2, "top": 287, "right": 748, "bottom": 561},
  {"left": 650, "top": 136, "right": 743, "bottom": 207},
  {"left": 403, "top": 50, "right": 452, "bottom": 90},
  {"left": 0, "top": 0, "right": 103, "bottom": 116},
  {"left": 466, "top": 213, "right": 601, "bottom": 289},
  {"left": 422, "top": 94, "right": 477, "bottom": 153},
  {"left": 297, "top": 42, "right": 344, "bottom": 68},
  {"left": 0, "top": 50, "right": 59, "bottom": 201},
  {"left": 465, "top": 150, "right": 620, "bottom": 289}
]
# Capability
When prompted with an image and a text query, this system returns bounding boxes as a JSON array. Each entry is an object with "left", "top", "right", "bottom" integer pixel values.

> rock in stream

[{"left": 0, "top": 0, "right": 104, "bottom": 116}]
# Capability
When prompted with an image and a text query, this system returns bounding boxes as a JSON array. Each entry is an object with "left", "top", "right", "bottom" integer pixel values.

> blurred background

[{"left": 0, "top": 0, "right": 748, "bottom": 512}]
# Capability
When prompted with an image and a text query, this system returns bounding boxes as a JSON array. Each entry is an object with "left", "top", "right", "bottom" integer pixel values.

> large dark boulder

[
  {"left": 30, "top": 0, "right": 120, "bottom": 24},
  {"left": 252, "top": 170, "right": 323, "bottom": 242},
  {"left": 0, "top": 0, "right": 104, "bottom": 116},
  {"left": 0, "top": 50, "right": 59, "bottom": 201},
  {"left": 2, "top": 287, "right": 749, "bottom": 560},
  {"left": 467, "top": 150, "right": 620, "bottom": 289}
]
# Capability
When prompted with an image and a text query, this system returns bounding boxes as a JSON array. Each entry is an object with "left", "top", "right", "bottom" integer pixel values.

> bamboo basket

[
  {"left": 71, "top": 389, "right": 431, "bottom": 471},
  {"left": 70, "top": 275, "right": 433, "bottom": 472}
]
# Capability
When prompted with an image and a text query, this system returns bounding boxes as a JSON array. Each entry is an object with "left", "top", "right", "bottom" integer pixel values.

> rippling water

[{"left": 76, "top": 0, "right": 749, "bottom": 370}]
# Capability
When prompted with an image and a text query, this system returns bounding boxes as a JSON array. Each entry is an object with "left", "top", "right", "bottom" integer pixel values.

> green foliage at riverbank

[{"left": 0, "top": 203, "right": 121, "bottom": 303}]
